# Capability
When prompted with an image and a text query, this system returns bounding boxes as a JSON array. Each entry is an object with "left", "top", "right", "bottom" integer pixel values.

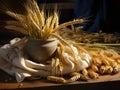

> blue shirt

[{"left": 74, "top": 0, "right": 106, "bottom": 33}]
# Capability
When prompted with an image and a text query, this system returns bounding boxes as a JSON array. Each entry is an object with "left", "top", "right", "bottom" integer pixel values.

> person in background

[{"left": 74, "top": 0, "right": 107, "bottom": 33}]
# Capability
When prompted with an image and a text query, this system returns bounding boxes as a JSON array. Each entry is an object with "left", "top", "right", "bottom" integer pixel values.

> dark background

[
  {"left": 37, "top": 0, "right": 120, "bottom": 33},
  {"left": 106, "top": 0, "right": 120, "bottom": 33}
]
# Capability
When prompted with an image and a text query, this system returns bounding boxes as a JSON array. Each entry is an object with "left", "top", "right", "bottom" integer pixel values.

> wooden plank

[
  {"left": 39, "top": 2, "right": 74, "bottom": 9},
  {"left": 0, "top": 69, "right": 120, "bottom": 90}
]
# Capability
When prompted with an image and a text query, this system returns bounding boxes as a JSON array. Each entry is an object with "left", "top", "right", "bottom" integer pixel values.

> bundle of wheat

[{"left": 0, "top": 0, "right": 85, "bottom": 40}]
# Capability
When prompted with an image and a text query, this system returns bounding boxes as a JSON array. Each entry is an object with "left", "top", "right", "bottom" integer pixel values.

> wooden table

[{"left": 0, "top": 70, "right": 120, "bottom": 90}]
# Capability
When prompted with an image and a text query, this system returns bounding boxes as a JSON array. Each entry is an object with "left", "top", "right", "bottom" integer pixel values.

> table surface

[{"left": 0, "top": 70, "right": 120, "bottom": 90}]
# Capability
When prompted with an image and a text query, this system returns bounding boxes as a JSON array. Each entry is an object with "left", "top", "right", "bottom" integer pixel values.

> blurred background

[{"left": 36, "top": 0, "right": 120, "bottom": 33}]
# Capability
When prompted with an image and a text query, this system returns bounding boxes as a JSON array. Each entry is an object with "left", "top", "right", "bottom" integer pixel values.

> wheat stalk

[{"left": 2, "top": 0, "right": 86, "bottom": 40}]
